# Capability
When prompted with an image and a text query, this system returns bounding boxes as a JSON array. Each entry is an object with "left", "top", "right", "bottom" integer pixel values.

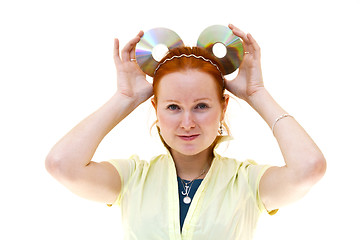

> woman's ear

[
  {"left": 221, "top": 94, "right": 230, "bottom": 121},
  {"left": 151, "top": 97, "right": 160, "bottom": 129},
  {"left": 151, "top": 97, "right": 157, "bottom": 112}
]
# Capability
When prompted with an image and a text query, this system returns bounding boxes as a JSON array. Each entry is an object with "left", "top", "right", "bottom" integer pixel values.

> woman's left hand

[{"left": 225, "top": 24, "right": 265, "bottom": 102}]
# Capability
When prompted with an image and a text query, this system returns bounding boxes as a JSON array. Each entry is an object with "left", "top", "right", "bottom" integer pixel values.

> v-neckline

[
  {"left": 177, "top": 177, "right": 203, "bottom": 231},
  {"left": 167, "top": 152, "right": 218, "bottom": 239}
]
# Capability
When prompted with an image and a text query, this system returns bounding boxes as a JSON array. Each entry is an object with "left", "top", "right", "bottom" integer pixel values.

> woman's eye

[
  {"left": 167, "top": 104, "right": 180, "bottom": 111},
  {"left": 195, "top": 103, "right": 209, "bottom": 110}
]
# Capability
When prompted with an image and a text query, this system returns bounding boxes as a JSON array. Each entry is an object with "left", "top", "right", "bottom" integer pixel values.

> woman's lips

[{"left": 178, "top": 134, "right": 200, "bottom": 141}]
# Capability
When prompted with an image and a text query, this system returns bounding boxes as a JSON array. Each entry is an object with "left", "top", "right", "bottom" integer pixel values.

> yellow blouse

[{"left": 108, "top": 139, "right": 276, "bottom": 240}]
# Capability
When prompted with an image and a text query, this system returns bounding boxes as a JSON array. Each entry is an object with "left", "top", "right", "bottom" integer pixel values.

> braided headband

[
  {"left": 154, "top": 54, "right": 224, "bottom": 77},
  {"left": 154, "top": 53, "right": 225, "bottom": 89},
  {"left": 134, "top": 25, "right": 244, "bottom": 78}
]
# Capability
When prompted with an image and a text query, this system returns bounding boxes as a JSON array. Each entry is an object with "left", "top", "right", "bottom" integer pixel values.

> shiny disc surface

[
  {"left": 197, "top": 25, "right": 244, "bottom": 75},
  {"left": 135, "top": 28, "right": 184, "bottom": 77}
]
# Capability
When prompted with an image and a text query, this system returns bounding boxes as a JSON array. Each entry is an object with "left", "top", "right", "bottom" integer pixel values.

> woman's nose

[{"left": 180, "top": 112, "right": 196, "bottom": 130}]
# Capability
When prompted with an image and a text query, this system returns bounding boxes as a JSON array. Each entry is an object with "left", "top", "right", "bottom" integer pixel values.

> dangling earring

[{"left": 219, "top": 123, "right": 223, "bottom": 135}]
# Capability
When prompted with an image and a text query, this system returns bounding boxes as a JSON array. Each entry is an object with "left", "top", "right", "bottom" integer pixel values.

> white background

[{"left": 1, "top": 0, "right": 359, "bottom": 239}]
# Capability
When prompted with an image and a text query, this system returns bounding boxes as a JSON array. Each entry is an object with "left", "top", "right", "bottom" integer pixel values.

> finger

[
  {"left": 130, "top": 31, "right": 144, "bottom": 59},
  {"left": 228, "top": 24, "right": 250, "bottom": 43},
  {"left": 113, "top": 38, "right": 121, "bottom": 64},
  {"left": 228, "top": 24, "right": 254, "bottom": 56},
  {"left": 247, "top": 33, "right": 261, "bottom": 54},
  {"left": 121, "top": 31, "right": 144, "bottom": 62}
]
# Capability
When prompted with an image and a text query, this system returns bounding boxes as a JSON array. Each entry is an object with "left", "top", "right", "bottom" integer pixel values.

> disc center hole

[
  {"left": 152, "top": 44, "right": 169, "bottom": 62},
  {"left": 212, "top": 42, "right": 227, "bottom": 58}
]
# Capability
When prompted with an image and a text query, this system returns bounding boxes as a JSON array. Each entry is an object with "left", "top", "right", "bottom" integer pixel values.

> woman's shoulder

[
  {"left": 215, "top": 152, "right": 259, "bottom": 168},
  {"left": 215, "top": 153, "right": 269, "bottom": 179},
  {"left": 109, "top": 152, "right": 167, "bottom": 164},
  {"left": 108, "top": 153, "right": 172, "bottom": 173}
]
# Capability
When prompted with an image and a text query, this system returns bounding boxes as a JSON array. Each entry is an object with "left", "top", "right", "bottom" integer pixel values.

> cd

[
  {"left": 197, "top": 25, "right": 244, "bottom": 75},
  {"left": 135, "top": 28, "right": 184, "bottom": 77}
]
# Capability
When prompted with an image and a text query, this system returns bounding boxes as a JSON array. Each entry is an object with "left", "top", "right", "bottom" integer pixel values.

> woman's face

[{"left": 152, "top": 70, "right": 228, "bottom": 157}]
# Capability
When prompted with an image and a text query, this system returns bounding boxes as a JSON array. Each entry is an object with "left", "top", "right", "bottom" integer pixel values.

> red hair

[{"left": 153, "top": 46, "right": 225, "bottom": 103}]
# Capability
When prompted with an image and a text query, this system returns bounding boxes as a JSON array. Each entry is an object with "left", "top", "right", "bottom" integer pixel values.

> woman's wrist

[
  {"left": 245, "top": 87, "right": 272, "bottom": 109},
  {"left": 246, "top": 88, "right": 288, "bottom": 130},
  {"left": 113, "top": 90, "right": 146, "bottom": 109}
]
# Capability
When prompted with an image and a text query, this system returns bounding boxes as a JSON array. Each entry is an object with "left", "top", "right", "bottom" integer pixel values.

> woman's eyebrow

[
  {"left": 164, "top": 99, "right": 180, "bottom": 103},
  {"left": 164, "top": 98, "right": 212, "bottom": 103},
  {"left": 194, "top": 98, "right": 212, "bottom": 102}
]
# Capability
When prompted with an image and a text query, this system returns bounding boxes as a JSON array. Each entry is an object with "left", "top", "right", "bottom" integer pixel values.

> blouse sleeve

[
  {"left": 106, "top": 155, "right": 143, "bottom": 206},
  {"left": 243, "top": 160, "right": 278, "bottom": 215}
]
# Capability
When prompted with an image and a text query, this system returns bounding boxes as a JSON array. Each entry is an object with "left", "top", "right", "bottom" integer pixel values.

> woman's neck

[{"left": 171, "top": 147, "right": 214, "bottom": 181}]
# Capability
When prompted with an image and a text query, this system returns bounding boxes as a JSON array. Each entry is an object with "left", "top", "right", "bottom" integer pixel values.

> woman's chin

[{"left": 170, "top": 144, "right": 213, "bottom": 158}]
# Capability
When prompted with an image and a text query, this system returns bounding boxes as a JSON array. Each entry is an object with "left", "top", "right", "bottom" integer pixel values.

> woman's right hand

[
  {"left": 46, "top": 32, "right": 154, "bottom": 205},
  {"left": 113, "top": 31, "right": 153, "bottom": 104}
]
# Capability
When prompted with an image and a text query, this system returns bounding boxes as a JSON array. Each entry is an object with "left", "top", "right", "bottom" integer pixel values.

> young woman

[{"left": 45, "top": 24, "right": 326, "bottom": 239}]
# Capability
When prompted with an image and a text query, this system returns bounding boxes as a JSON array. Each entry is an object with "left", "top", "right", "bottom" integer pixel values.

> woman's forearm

[
  {"left": 46, "top": 92, "right": 139, "bottom": 173},
  {"left": 247, "top": 88, "right": 326, "bottom": 181}
]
